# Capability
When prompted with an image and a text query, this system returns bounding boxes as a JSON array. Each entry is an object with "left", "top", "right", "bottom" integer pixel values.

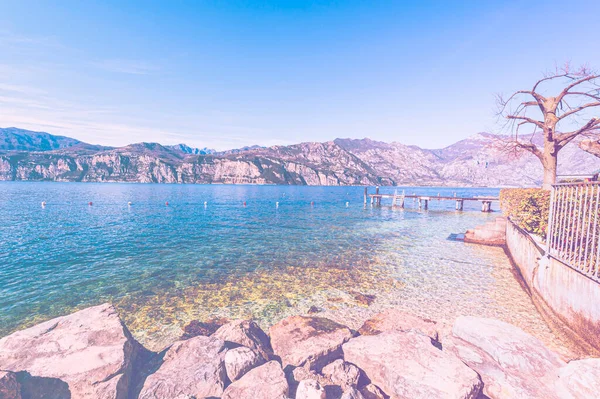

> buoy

[
  {"left": 243, "top": 201, "right": 247, "bottom": 207},
  {"left": 128, "top": 202, "right": 132, "bottom": 206},
  {"left": 204, "top": 201, "right": 207, "bottom": 207},
  {"left": 346, "top": 202, "right": 349, "bottom": 207},
  {"left": 276, "top": 201, "right": 279, "bottom": 208},
  {"left": 165, "top": 201, "right": 169, "bottom": 206},
  {"left": 88, "top": 202, "right": 93, "bottom": 206},
  {"left": 41, "top": 201, "right": 46, "bottom": 208},
  {"left": 311, "top": 201, "right": 314, "bottom": 206}
]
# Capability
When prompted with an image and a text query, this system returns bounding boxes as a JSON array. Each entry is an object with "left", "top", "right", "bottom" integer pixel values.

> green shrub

[{"left": 500, "top": 188, "right": 551, "bottom": 238}]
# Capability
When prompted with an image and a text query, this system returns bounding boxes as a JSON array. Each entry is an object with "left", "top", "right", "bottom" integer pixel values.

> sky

[{"left": 0, "top": 0, "right": 599, "bottom": 151}]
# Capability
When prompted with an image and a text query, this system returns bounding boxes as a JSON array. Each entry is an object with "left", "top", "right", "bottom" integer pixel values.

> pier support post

[
  {"left": 419, "top": 197, "right": 429, "bottom": 210},
  {"left": 456, "top": 199, "right": 464, "bottom": 211},
  {"left": 364, "top": 187, "right": 367, "bottom": 207},
  {"left": 482, "top": 201, "right": 492, "bottom": 212}
]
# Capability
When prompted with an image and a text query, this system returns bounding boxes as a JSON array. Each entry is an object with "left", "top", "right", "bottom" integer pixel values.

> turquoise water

[{"left": 0, "top": 183, "right": 568, "bottom": 352}]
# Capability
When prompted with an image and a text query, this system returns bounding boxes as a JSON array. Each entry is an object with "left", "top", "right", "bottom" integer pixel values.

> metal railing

[{"left": 547, "top": 182, "right": 600, "bottom": 282}]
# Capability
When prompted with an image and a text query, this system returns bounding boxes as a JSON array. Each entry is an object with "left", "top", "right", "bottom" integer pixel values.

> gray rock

[
  {"left": 0, "top": 303, "right": 146, "bottom": 399},
  {"left": 296, "top": 379, "right": 326, "bottom": 399},
  {"left": 359, "top": 384, "right": 387, "bottom": 399},
  {"left": 269, "top": 316, "right": 353, "bottom": 370},
  {"left": 214, "top": 319, "right": 274, "bottom": 360},
  {"left": 138, "top": 335, "right": 228, "bottom": 399},
  {"left": 556, "top": 358, "right": 600, "bottom": 398},
  {"left": 222, "top": 361, "right": 289, "bottom": 399},
  {"left": 341, "top": 387, "right": 366, "bottom": 399},
  {"left": 225, "top": 346, "right": 264, "bottom": 382},
  {"left": 321, "top": 359, "right": 360, "bottom": 390},
  {"left": 0, "top": 371, "right": 20, "bottom": 399},
  {"left": 358, "top": 308, "right": 439, "bottom": 341},
  {"left": 343, "top": 331, "right": 482, "bottom": 399},
  {"left": 448, "top": 316, "right": 565, "bottom": 399}
]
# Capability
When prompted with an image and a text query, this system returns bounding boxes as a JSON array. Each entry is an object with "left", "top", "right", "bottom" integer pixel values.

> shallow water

[{"left": 0, "top": 183, "right": 572, "bottom": 353}]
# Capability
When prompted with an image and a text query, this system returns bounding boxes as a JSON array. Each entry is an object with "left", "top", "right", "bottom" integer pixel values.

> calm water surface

[{"left": 0, "top": 183, "right": 570, "bottom": 352}]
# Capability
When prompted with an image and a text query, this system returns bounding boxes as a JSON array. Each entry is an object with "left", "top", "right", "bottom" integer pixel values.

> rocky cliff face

[{"left": 1, "top": 128, "right": 599, "bottom": 186}]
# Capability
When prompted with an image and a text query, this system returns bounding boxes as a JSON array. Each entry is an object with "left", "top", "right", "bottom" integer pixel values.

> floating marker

[
  {"left": 243, "top": 201, "right": 247, "bottom": 207},
  {"left": 346, "top": 202, "right": 349, "bottom": 207},
  {"left": 128, "top": 202, "right": 132, "bottom": 206},
  {"left": 165, "top": 202, "right": 169, "bottom": 206},
  {"left": 88, "top": 202, "right": 93, "bottom": 206},
  {"left": 41, "top": 201, "right": 46, "bottom": 208},
  {"left": 276, "top": 201, "right": 279, "bottom": 208},
  {"left": 204, "top": 201, "right": 207, "bottom": 207},
  {"left": 311, "top": 201, "right": 314, "bottom": 206}
]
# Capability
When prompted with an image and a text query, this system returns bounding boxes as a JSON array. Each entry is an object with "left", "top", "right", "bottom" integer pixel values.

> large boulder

[
  {"left": 222, "top": 360, "right": 289, "bottom": 399},
  {"left": 138, "top": 335, "right": 228, "bottom": 399},
  {"left": 556, "top": 358, "right": 600, "bottom": 398},
  {"left": 343, "top": 331, "right": 482, "bottom": 399},
  {"left": 214, "top": 319, "right": 273, "bottom": 360},
  {"left": 358, "top": 308, "right": 439, "bottom": 341},
  {"left": 224, "top": 346, "right": 264, "bottom": 382},
  {"left": 0, "top": 303, "right": 146, "bottom": 399},
  {"left": 449, "top": 316, "right": 566, "bottom": 399},
  {"left": 0, "top": 371, "right": 20, "bottom": 399},
  {"left": 269, "top": 316, "right": 353, "bottom": 370},
  {"left": 321, "top": 359, "right": 361, "bottom": 390}
]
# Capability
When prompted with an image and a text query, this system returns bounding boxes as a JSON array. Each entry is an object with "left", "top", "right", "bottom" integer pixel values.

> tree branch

[{"left": 556, "top": 118, "right": 600, "bottom": 148}]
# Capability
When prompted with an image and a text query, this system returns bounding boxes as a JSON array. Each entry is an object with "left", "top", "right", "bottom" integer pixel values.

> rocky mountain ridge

[{"left": 1, "top": 128, "right": 599, "bottom": 187}]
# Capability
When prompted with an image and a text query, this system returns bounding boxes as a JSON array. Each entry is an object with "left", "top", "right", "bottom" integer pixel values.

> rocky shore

[{"left": 0, "top": 304, "right": 598, "bottom": 399}]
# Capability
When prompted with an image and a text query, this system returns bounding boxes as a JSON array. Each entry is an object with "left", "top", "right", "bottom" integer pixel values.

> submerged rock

[
  {"left": 138, "top": 335, "right": 228, "bottom": 399},
  {"left": 448, "top": 316, "right": 566, "bottom": 399},
  {"left": 180, "top": 317, "right": 229, "bottom": 339},
  {"left": 222, "top": 360, "right": 289, "bottom": 399},
  {"left": 214, "top": 319, "right": 274, "bottom": 360},
  {"left": 269, "top": 316, "right": 353, "bottom": 370},
  {"left": 343, "top": 330, "right": 482, "bottom": 399},
  {"left": 358, "top": 308, "right": 439, "bottom": 341},
  {"left": 0, "top": 303, "right": 146, "bottom": 399}
]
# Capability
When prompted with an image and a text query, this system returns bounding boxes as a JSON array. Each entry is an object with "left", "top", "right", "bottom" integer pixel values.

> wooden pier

[{"left": 363, "top": 187, "right": 499, "bottom": 212}]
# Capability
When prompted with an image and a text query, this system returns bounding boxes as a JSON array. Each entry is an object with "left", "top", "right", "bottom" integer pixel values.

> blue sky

[{"left": 0, "top": 0, "right": 598, "bottom": 150}]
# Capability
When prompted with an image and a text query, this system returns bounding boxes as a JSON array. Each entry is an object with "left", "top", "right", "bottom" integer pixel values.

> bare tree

[{"left": 497, "top": 64, "right": 600, "bottom": 189}]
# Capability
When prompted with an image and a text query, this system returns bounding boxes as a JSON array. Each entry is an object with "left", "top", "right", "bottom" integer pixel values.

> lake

[{"left": 0, "top": 182, "right": 569, "bottom": 352}]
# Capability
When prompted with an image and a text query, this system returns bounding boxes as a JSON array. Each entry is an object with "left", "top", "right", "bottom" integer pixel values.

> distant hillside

[
  {"left": 1, "top": 127, "right": 599, "bottom": 186},
  {"left": 0, "top": 127, "right": 82, "bottom": 151}
]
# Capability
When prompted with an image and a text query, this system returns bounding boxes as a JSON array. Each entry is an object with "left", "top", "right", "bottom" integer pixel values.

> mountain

[
  {"left": 168, "top": 144, "right": 216, "bottom": 155},
  {"left": 1, "top": 128, "right": 599, "bottom": 186},
  {"left": 0, "top": 127, "right": 82, "bottom": 151}
]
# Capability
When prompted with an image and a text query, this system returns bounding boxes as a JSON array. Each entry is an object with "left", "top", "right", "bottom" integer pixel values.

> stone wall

[{"left": 506, "top": 219, "right": 600, "bottom": 352}]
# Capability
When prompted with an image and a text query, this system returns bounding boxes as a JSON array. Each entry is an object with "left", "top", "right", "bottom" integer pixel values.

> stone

[
  {"left": 0, "top": 371, "right": 20, "bottom": 399},
  {"left": 0, "top": 303, "right": 147, "bottom": 399},
  {"left": 448, "top": 316, "right": 567, "bottom": 399},
  {"left": 343, "top": 331, "right": 482, "bottom": 399},
  {"left": 180, "top": 317, "right": 229, "bottom": 339},
  {"left": 222, "top": 360, "right": 289, "bottom": 399},
  {"left": 138, "top": 335, "right": 228, "bottom": 399},
  {"left": 349, "top": 291, "right": 376, "bottom": 306},
  {"left": 358, "top": 308, "right": 439, "bottom": 341},
  {"left": 360, "top": 384, "right": 386, "bottom": 399},
  {"left": 321, "top": 359, "right": 360, "bottom": 389},
  {"left": 296, "top": 379, "right": 326, "bottom": 399},
  {"left": 341, "top": 387, "right": 366, "bottom": 399},
  {"left": 214, "top": 319, "right": 273, "bottom": 360},
  {"left": 556, "top": 358, "right": 600, "bottom": 398},
  {"left": 269, "top": 316, "right": 353, "bottom": 370},
  {"left": 224, "top": 346, "right": 264, "bottom": 382}
]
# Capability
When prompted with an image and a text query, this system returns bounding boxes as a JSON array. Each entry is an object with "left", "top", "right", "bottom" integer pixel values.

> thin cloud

[{"left": 92, "top": 59, "right": 161, "bottom": 75}]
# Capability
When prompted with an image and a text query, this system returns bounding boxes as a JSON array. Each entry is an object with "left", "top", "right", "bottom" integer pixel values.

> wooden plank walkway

[{"left": 363, "top": 187, "right": 499, "bottom": 212}]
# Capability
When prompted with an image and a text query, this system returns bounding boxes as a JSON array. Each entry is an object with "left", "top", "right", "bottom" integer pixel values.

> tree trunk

[{"left": 541, "top": 145, "right": 558, "bottom": 190}]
